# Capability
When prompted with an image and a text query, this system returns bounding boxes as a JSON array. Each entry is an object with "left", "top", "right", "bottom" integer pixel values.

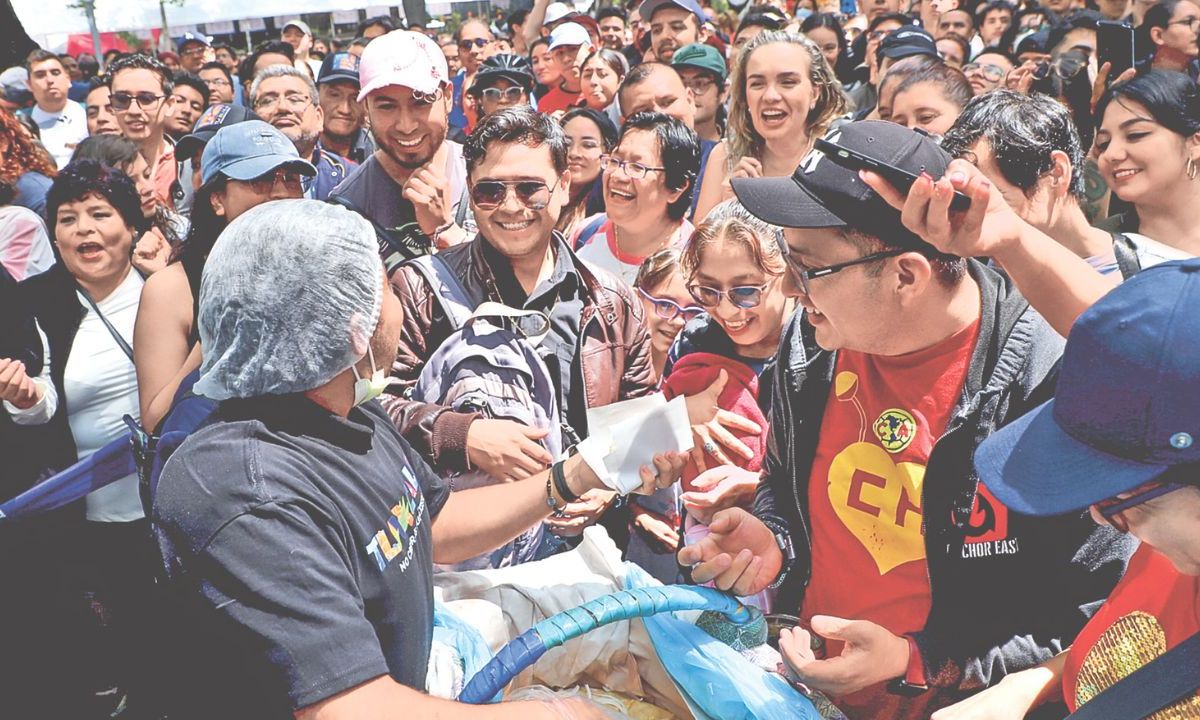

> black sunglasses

[
  {"left": 787, "top": 249, "right": 906, "bottom": 296},
  {"left": 459, "top": 38, "right": 491, "bottom": 49},
  {"left": 470, "top": 180, "right": 555, "bottom": 210},
  {"left": 111, "top": 91, "right": 166, "bottom": 110}
]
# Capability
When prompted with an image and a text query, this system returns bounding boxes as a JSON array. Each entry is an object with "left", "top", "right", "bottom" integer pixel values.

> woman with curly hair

[
  {"left": 0, "top": 109, "right": 58, "bottom": 217},
  {"left": 692, "top": 31, "right": 848, "bottom": 221}
]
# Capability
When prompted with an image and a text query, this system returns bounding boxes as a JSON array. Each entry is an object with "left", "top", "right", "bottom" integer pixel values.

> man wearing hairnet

[{"left": 151, "top": 199, "right": 685, "bottom": 719}]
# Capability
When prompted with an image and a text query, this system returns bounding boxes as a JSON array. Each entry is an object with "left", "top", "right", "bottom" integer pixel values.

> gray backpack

[{"left": 409, "top": 253, "right": 564, "bottom": 571}]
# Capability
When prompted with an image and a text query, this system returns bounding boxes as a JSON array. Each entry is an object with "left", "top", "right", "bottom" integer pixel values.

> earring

[{"left": 1189, "top": 157, "right": 1198, "bottom": 181}]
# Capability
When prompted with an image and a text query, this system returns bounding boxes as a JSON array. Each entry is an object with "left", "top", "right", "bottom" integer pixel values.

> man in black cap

[
  {"left": 316, "top": 51, "right": 374, "bottom": 165},
  {"left": 173, "top": 103, "right": 260, "bottom": 215},
  {"left": 679, "top": 121, "right": 1133, "bottom": 718},
  {"left": 850, "top": 24, "right": 939, "bottom": 118},
  {"left": 467, "top": 53, "right": 535, "bottom": 122}
]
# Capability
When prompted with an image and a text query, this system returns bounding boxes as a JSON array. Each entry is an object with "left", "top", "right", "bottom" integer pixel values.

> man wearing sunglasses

[
  {"left": 109, "top": 54, "right": 178, "bottom": 211},
  {"left": 935, "top": 258, "right": 1200, "bottom": 719},
  {"left": 386, "top": 107, "right": 669, "bottom": 535},
  {"left": 250, "top": 64, "right": 352, "bottom": 201},
  {"left": 450, "top": 19, "right": 496, "bottom": 132},
  {"left": 467, "top": 54, "right": 535, "bottom": 122},
  {"left": 681, "top": 121, "right": 1132, "bottom": 718},
  {"left": 330, "top": 31, "right": 475, "bottom": 251}
]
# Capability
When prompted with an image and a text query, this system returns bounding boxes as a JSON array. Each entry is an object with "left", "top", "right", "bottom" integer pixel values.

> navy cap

[
  {"left": 639, "top": 0, "right": 707, "bottom": 23},
  {"left": 176, "top": 104, "right": 261, "bottom": 162},
  {"left": 200, "top": 120, "right": 315, "bottom": 188},
  {"left": 879, "top": 26, "right": 938, "bottom": 62},
  {"left": 732, "top": 121, "right": 947, "bottom": 247},
  {"left": 976, "top": 259, "right": 1200, "bottom": 516},
  {"left": 317, "top": 52, "right": 361, "bottom": 87}
]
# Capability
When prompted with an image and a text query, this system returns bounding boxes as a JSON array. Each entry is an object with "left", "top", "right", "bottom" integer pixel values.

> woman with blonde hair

[{"left": 693, "top": 31, "right": 847, "bottom": 221}]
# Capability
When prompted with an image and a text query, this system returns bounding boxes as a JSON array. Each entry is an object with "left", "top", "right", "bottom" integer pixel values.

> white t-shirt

[
  {"left": 30, "top": 101, "right": 88, "bottom": 170},
  {"left": 0, "top": 205, "right": 55, "bottom": 281},
  {"left": 573, "top": 214, "right": 694, "bottom": 286},
  {"left": 1128, "top": 232, "right": 1193, "bottom": 269},
  {"left": 64, "top": 269, "right": 145, "bottom": 523}
]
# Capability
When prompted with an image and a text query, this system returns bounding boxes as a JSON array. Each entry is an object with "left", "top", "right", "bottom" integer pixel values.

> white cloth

[
  {"left": 30, "top": 101, "right": 88, "bottom": 170},
  {"left": 64, "top": 269, "right": 145, "bottom": 522},
  {"left": 4, "top": 321, "right": 58, "bottom": 424},
  {"left": 574, "top": 216, "right": 694, "bottom": 286},
  {"left": 1127, "top": 232, "right": 1194, "bottom": 269},
  {"left": 0, "top": 205, "right": 55, "bottom": 281}
]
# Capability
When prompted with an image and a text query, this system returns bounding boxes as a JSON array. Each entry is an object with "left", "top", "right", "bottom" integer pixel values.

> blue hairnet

[{"left": 194, "top": 199, "right": 384, "bottom": 400}]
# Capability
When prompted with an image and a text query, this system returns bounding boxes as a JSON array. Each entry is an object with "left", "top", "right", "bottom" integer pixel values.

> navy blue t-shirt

[{"left": 153, "top": 394, "right": 449, "bottom": 718}]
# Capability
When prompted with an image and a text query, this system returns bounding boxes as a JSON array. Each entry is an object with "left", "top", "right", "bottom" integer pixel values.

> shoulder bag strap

[
  {"left": 573, "top": 214, "right": 607, "bottom": 252},
  {"left": 407, "top": 253, "right": 477, "bottom": 331},
  {"left": 1066, "top": 631, "right": 1200, "bottom": 720},
  {"left": 1112, "top": 233, "right": 1142, "bottom": 281},
  {"left": 77, "top": 285, "right": 135, "bottom": 364}
]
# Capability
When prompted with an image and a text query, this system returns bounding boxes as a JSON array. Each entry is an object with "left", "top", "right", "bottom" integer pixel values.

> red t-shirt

[
  {"left": 802, "top": 319, "right": 980, "bottom": 719},
  {"left": 537, "top": 85, "right": 581, "bottom": 115},
  {"left": 1063, "top": 544, "right": 1200, "bottom": 713}
]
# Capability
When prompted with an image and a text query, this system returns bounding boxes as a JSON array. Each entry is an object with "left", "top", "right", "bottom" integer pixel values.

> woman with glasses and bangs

[{"left": 571, "top": 111, "right": 700, "bottom": 285}]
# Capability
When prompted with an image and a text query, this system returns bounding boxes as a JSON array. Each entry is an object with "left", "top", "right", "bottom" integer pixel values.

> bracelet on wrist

[{"left": 552, "top": 460, "right": 579, "bottom": 504}]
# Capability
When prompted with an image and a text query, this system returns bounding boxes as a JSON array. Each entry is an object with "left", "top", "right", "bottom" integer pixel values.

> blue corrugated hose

[{"left": 458, "top": 584, "right": 752, "bottom": 704}]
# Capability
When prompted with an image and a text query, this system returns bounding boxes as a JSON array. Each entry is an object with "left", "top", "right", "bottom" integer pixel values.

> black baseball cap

[
  {"left": 732, "top": 121, "right": 952, "bottom": 247},
  {"left": 878, "top": 26, "right": 938, "bottom": 62},
  {"left": 176, "top": 104, "right": 261, "bottom": 163},
  {"left": 317, "top": 51, "right": 361, "bottom": 87}
]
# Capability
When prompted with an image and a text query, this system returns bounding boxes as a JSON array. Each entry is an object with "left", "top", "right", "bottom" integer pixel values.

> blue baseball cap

[
  {"left": 200, "top": 120, "right": 316, "bottom": 188},
  {"left": 639, "top": 0, "right": 707, "bottom": 24},
  {"left": 317, "top": 51, "right": 361, "bottom": 87},
  {"left": 975, "top": 258, "right": 1200, "bottom": 516}
]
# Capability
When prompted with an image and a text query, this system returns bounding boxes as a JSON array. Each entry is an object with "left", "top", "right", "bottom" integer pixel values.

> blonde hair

[
  {"left": 681, "top": 200, "right": 788, "bottom": 281},
  {"left": 725, "top": 30, "right": 848, "bottom": 167}
]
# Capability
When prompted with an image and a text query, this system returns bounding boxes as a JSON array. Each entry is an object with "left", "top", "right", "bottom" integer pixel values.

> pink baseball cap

[{"left": 357, "top": 30, "right": 449, "bottom": 102}]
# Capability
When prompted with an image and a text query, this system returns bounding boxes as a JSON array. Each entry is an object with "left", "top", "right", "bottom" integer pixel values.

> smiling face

[
  {"left": 366, "top": 84, "right": 450, "bottom": 172},
  {"left": 650, "top": 6, "right": 705, "bottom": 62},
  {"left": 689, "top": 239, "right": 788, "bottom": 357},
  {"left": 889, "top": 81, "right": 962, "bottom": 136},
  {"left": 581, "top": 55, "right": 622, "bottom": 110},
  {"left": 469, "top": 141, "right": 570, "bottom": 262},
  {"left": 964, "top": 54, "right": 1012, "bottom": 94},
  {"left": 111, "top": 67, "right": 172, "bottom": 144},
  {"left": 603, "top": 128, "right": 683, "bottom": 227},
  {"left": 256, "top": 75, "right": 322, "bottom": 154},
  {"left": 531, "top": 43, "right": 561, "bottom": 86},
  {"left": 123, "top": 153, "right": 157, "bottom": 219},
  {"left": 54, "top": 193, "right": 135, "bottom": 289},
  {"left": 600, "top": 16, "right": 627, "bottom": 50},
  {"left": 639, "top": 271, "right": 696, "bottom": 356},
  {"left": 564, "top": 115, "right": 606, "bottom": 189},
  {"left": 745, "top": 43, "right": 817, "bottom": 143},
  {"left": 1096, "top": 96, "right": 1200, "bottom": 205},
  {"left": 620, "top": 64, "right": 696, "bottom": 127}
]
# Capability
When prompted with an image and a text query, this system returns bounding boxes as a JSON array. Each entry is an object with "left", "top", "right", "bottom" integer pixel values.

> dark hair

[
  {"left": 46, "top": 160, "right": 143, "bottom": 238},
  {"left": 736, "top": 11, "right": 785, "bottom": 37},
  {"left": 172, "top": 179, "right": 227, "bottom": 267},
  {"left": 561, "top": 107, "right": 620, "bottom": 150},
  {"left": 78, "top": 54, "right": 99, "bottom": 79},
  {"left": 974, "top": 47, "right": 1018, "bottom": 66},
  {"left": 108, "top": 53, "right": 174, "bottom": 93},
  {"left": 937, "top": 32, "right": 971, "bottom": 63},
  {"left": 942, "top": 90, "right": 1086, "bottom": 200},
  {"left": 937, "top": 7, "right": 974, "bottom": 31},
  {"left": 1137, "top": 0, "right": 1191, "bottom": 61},
  {"left": 869, "top": 12, "right": 913, "bottom": 32},
  {"left": 172, "top": 71, "right": 210, "bottom": 104},
  {"left": 892, "top": 62, "right": 973, "bottom": 113},
  {"left": 464, "top": 106, "right": 570, "bottom": 177},
  {"left": 597, "top": 6, "right": 628, "bottom": 24},
  {"left": 1095, "top": 69, "right": 1200, "bottom": 138},
  {"left": 71, "top": 134, "right": 141, "bottom": 169},
  {"left": 617, "top": 61, "right": 678, "bottom": 110},
  {"left": 241, "top": 41, "right": 296, "bottom": 82},
  {"left": 25, "top": 49, "right": 64, "bottom": 74},
  {"left": 801, "top": 13, "right": 853, "bottom": 81},
  {"left": 618, "top": 111, "right": 700, "bottom": 221},
  {"left": 200, "top": 61, "right": 233, "bottom": 84},
  {"left": 582, "top": 48, "right": 630, "bottom": 79},
  {"left": 85, "top": 75, "right": 109, "bottom": 96},
  {"left": 507, "top": 9, "right": 530, "bottom": 28},
  {"left": 845, "top": 225, "right": 967, "bottom": 286},
  {"left": 350, "top": 37, "right": 371, "bottom": 50},
  {"left": 213, "top": 42, "right": 236, "bottom": 58},
  {"left": 530, "top": 36, "right": 551, "bottom": 54},
  {"left": 358, "top": 15, "right": 395, "bottom": 36},
  {"left": 0, "top": 180, "right": 15, "bottom": 206},
  {"left": 455, "top": 18, "right": 494, "bottom": 42},
  {"left": 977, "top": 1, "right": 1016, "bottom": 22}
]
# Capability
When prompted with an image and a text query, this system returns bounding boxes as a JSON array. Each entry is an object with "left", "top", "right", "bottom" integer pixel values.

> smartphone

[
  {"left": 814, "top": 138, "right": 972, "bottom": 211},
  {"left": 1098, "top": 21, "right": 1136, "bottom": 83}
]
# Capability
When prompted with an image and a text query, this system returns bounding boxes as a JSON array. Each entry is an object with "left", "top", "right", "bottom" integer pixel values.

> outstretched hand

[
  {"left": 676, "top": 507, "right": 781, "bottom": 595},
  {"left": 779, "top": 615, "right": 910, "bottom": 697}
]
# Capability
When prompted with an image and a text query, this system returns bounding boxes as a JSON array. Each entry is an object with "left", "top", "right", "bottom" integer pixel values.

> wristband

[
  {"left": 552, "top": 460, "right": 579, "bottom": 504},
  {"left": 887, "top": 636, "right": 929, "bottom": 697}
]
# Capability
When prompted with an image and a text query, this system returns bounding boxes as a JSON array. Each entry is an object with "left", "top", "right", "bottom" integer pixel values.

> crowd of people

[{"left": 1, "top": 0, "right": 1198, "bottom": 718}]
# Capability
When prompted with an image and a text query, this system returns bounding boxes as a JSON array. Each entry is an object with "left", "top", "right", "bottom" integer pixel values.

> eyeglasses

[
  {"left": 682, "top": 75, "right": 718, "bottom": 95},
  {"left": 686, "top": 281, "right": 773, "bottom": 309},
  {"left": 963, "top": 62, "right": 1006, "bottom": 82},
  {"left": 600, "top": 155, "right": 667, "bottom": 180},
  {"left": 637, "top": 287, "right": 705, "bottom": 321},
  {"left": 1093, "top": 481, "right": 1186, "bottom": 533},
  {"left": 786, "top": 249, "right": 905, "bottom": 296},
  {"left": 110, "top": 91, "right": 167, "bottom": 110},
  {"left": 459, "top": 37, "right": 491, "bottom": 49},
  {"left": 203, "top": 77, "right": 231, "bottom": 87},
  {"left": 243, "top": 167, "right": 306, "bottom": 194},
  {"left": 1034, "top": 53, "right": 1087, "bottom": 82},
  {"left": 180, "top": 46, "right": 207, "bottom": 57},
  {"left": 480, "top": 86, "right": 526, "bottom": 103},
  {"left": 1168, "top": 15, "right": 1200, "bottom": 30},
  {"left": 253, "top": 93, "right": 314, "bottom": 113},
  {"left": 470, "top": 179, "right": 557, "bottom": 210}
]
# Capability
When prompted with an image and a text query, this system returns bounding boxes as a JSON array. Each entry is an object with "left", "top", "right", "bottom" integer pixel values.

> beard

[{"left": 376, "top": 132, "right": 440, "bottom": 170}]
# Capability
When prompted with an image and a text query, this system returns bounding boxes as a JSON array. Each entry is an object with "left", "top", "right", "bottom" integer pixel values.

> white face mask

[{"left": 351, "top": 345, "right": 396, "bottom": 407}]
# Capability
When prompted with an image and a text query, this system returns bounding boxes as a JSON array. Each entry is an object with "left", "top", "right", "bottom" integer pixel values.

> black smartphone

[
  {"left": 814, "top": 137, "right": 972, "bottom": 210},
  {"left": 1098, "top": 21, "right": 1136, "bottom": 84}
]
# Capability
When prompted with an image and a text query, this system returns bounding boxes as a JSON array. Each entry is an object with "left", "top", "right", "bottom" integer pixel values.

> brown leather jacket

[{"left": 381, "top": 233, "right": 657, "bottom": 473}]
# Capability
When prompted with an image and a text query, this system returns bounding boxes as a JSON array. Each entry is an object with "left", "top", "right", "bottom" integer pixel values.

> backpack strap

[
  {"left": 1066, "top": 631, "right": 1200, "bottom": 720},
  {"left": 408, "top": 253, "right": 477, "bottom": 331},
  {"left": 573, "top": 214, "right": 608, "bottom": 252},
  {"left": 1112, "top": 233, "right": 1142, "bottom": 280},
  {"left": 326, "top": 193, "right": 429, "bottom": 275},
  {"left": 470, "top": 301, "right": 552, "bottom": 346}
]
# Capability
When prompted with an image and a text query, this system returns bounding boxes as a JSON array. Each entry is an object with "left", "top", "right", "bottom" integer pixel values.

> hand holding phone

[{"left": 814, "top": 137, "right": 972, "bottom": 210}]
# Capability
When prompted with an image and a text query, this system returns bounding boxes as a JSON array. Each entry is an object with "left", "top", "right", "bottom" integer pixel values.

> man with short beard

[
  {"left": 108, "top": 54, "right": 178, "bottom": 209},
  {"left": 639, "top": 0, "right": 709, "bottom": 63},
  {"left": 597, "top": 7, "right": 630, "bottom": 51},
  {"left": 328, "top": 31, "right": 475, "bottom": 255},
  {"left": 250, "top": 65, "right": 352, "bottom": 201}
]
